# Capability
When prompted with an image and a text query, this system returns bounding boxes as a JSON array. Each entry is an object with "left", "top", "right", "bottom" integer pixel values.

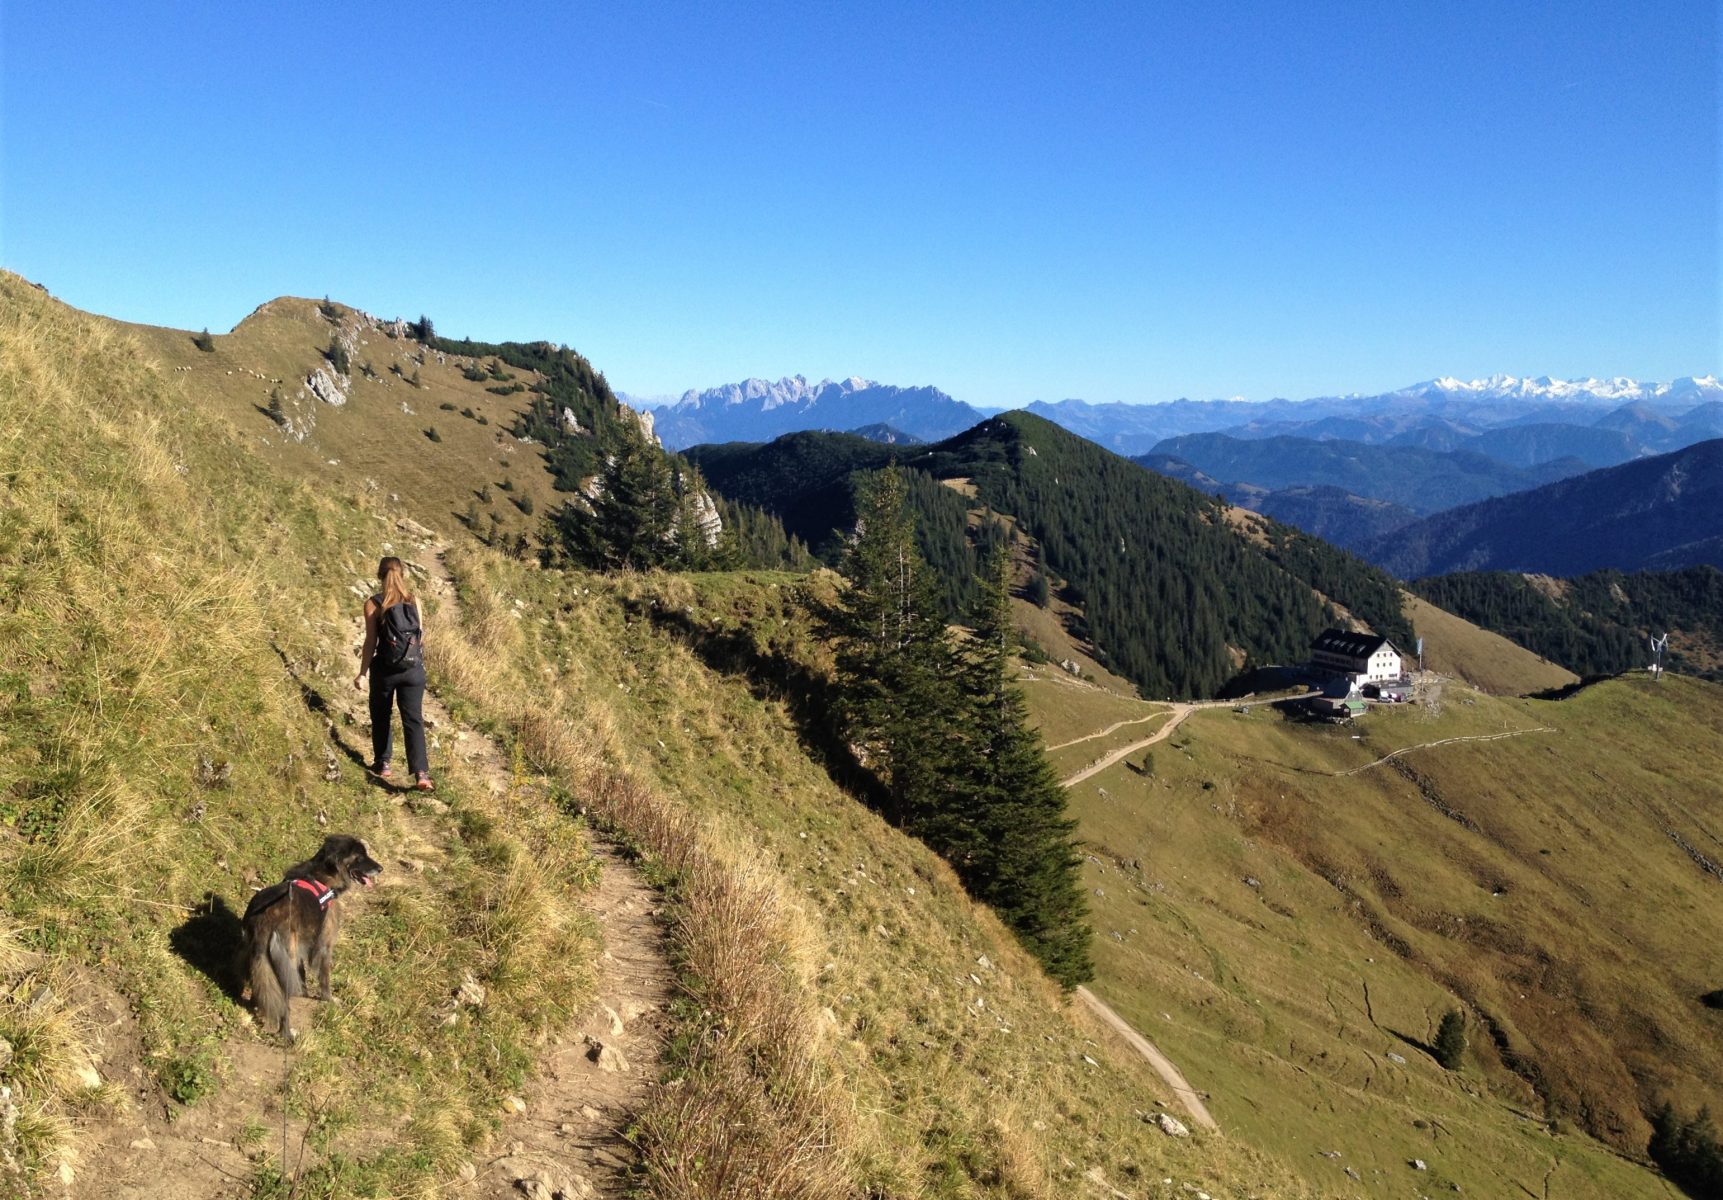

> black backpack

[{"left": 377, "top": 600, "right": 423, "bottom": 672}]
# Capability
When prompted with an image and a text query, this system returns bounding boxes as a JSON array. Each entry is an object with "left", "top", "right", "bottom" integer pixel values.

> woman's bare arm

[{"left": 353, "top": 598, "right": 379, "bottom": 688}]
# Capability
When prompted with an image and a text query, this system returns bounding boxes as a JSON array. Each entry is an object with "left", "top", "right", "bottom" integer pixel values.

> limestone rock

[
  {"left": 561, "top": 407, "right": 585, "bottom": 435},
  {"left": 583, "top": 1034, "right": 629, "bottom": 1073},
  {"left": 622, "top": 403, "right": 659, "bottom": 446},
  {"left": 306, "top": 366, "right": 349, "bottom": 407},
  {"left": 455, "top": 973, "right": 487, "bottom": 1008},
  {"left": 1148, "top": 1111, "right": 1190, "bottom": 1137}
]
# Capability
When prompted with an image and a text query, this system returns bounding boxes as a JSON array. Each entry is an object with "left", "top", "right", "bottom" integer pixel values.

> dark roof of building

[{"left": 1310, "top": 628, "right": 1397, "bottom": 659}]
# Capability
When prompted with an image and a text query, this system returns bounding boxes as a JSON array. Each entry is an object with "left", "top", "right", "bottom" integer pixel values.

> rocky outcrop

[
  {"left": 687, "top": 490, "right": 723, "bottom": 548},
  {"left": 561, "top": 407, "right": 586, "bottom": 436},
  {"left": 622, "top": 404, "right": 659, "bottom": 446},
  {"left": 305, "top": 366, "right": 349, "bottom": 407}
]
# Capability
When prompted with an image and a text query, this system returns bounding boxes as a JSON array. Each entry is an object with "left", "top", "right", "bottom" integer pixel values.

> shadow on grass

[
  {"left": 272, "top": 644, "right": 392, "bottom": 786},
  {"left": 170, "top": 892, "right": 247, "bottom": 1004},
  {"left": 625, "top": 597, "right": 891, "bottom": 818},
  {"left": 1386, "top": 1027, "right": 1437, "bottom": 1061}
]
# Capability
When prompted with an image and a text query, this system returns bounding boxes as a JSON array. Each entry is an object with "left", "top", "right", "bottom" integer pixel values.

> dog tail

[{"left": 251, "top": 928, "right": 299, "bottom": 1040}]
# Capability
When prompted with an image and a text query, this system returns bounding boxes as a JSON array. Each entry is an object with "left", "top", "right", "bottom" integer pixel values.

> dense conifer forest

[{"left": 1412, "top": 566, "right": 1723, "bottom": 680}]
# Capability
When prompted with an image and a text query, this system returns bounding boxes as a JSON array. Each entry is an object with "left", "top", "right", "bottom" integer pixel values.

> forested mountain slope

[
  {"left": 1369, "top": 439, "right": 1723, "bottom": 577},
  {"left": 693, "top": 416, "right": 1413, "bottom": 698},
  {"left": 1144, "top": 433, "right": 1588, "bottom": 514},
  {"left": 1413, "top": 566, "right": 1723, "bottom": 680}
]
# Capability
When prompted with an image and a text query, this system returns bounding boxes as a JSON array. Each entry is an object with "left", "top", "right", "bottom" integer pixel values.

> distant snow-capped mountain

[
  {"left": 1394, "top": 375, "right": 1723, "bottom": 406},
  {"left": 648, "top": 375, "right": 986, "bottom": 449}
]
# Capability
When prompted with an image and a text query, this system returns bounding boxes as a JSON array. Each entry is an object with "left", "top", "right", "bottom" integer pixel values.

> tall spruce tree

[
  {"left": 824, "top": 466, "right": 964, "bottom": 830},
  {"left": 955, "top": 543, "right": 1093, "bottom": 988},
  {"left": 558, "top": 429, "right": 683, "bottom": 570}
]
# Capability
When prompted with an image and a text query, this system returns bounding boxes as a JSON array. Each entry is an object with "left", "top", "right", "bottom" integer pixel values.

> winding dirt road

[
  {"left": 1059, "top": 704, "right": 1195, "bottom": 787},
  {"left": 1055, "top": 699, "right": 1224, "bottom": 1133}
]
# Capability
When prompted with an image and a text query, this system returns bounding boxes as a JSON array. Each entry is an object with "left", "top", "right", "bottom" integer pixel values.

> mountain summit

[{"left": 644, "top": 376, "right": 987, "bottom": 448}]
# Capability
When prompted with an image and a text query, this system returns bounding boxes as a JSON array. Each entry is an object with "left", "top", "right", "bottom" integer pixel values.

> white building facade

[{"left": 1309, "top": 629, "right": 1403, "bottom": 684}]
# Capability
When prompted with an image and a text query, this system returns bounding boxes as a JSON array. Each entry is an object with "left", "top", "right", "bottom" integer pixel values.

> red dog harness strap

[{"left": 291, "top": 878, "right": 335, "bottom": 909}]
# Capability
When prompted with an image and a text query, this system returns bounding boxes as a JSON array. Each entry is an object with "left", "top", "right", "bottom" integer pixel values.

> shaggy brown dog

[{"left": 241, "top": 835, "right": 382, "bottom": 1042}]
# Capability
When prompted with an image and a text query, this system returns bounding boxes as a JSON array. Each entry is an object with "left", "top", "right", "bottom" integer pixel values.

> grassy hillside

[
  {"left": 21, "top": 271, "right": 1719, "bottom": 1200},
  {"left": 1402, "top": 592, "right": 1579, "bottom": 695},
  {"left": 117, "top": 297, "right": 564, "bottom": 548},
  {"left": 1027, "top": 665, "right": 1723, "bottom": 1197},
  {"left": 0, "top": 273, "right": 601, "bottom": 1194}
]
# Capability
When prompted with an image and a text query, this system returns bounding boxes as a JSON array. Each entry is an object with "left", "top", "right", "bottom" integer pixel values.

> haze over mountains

[{"left": 638, "top": 372, "right": 1723, "bottom": 461}]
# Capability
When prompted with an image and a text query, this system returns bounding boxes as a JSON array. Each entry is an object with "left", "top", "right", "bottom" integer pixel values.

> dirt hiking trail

[
  {"left": 1059, "top": 704, "right": 1196, "bottom": 788},
  {"left": 1075, "top": 988, "right": 1219, "bottom": 1133},
  {"left": 72, "top": 524, "right": 672, "bottom": 1199},
  {"left": 1058, "top": 702, "right": 1222, "bottom": 1135}
]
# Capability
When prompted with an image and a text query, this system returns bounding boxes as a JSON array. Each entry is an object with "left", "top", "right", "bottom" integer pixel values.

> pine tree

[
  {"left": 822, "top": 466, "right": 963, "bottom": 829},
  {"left": 266, "top": 387, "right": 286, "bottom": 426},
  {"left": 1434, "top": 1009, "right": 1467, "bottom": 1069},
  {"left": 560, "top": 429, "right": 682, "bottom": 570},
  {"left": 954, "top": 543, "right": 1093, "bottom": 987}
]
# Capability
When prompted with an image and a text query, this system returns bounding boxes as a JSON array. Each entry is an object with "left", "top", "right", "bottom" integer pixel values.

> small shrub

[
  {"left": 1026, "top": 571, "right": 1050, "bottom": 608},
  {"left": 514, "top": 495, "right": 535, "bottom": 516},
  {"left": 360, "top": 360, "right": 377, "bottom": 379},
  {"left": 461, "top": 407, "right": 477, "bottom": 420},
  {"left": 1434, "top": 1009, "right": 1466, "bottom": 1069},
  {"left": 463, "top": 364, "right": 488, "bottom": 382},
  {"left": 410, "top": 367, "right": 422, "bottom": 388},
  {"left": 325, "top": 336, "right": 350, "bottom": 376},
  {"left": 478, "top": 486, "right": 492, "bottom": 503},
  {"left": 477, "top": 415, "right": 490, "bottom": 425},
  {"left": 424, "top": 426, "right": 442, "bottom": 443},
  {"left": 318, "top": 297, "right": 340, "bottom": 321},
  {"left": 497, "top": 477, "right": 514, "bottom": 492},
  {"left": 1700, "top": 989, "right": 1723, "bottom": 1010},
  {"left": 439, "top": 401, "right": 457, "bottom": 412},
  {"left": 487, "top": 383, "right": 525, "bottom": 396},
  {"left": 191, "top": 328, "right": 215, "bottom": 353},
  {"left": 159, "top": 1054, "right": 215, "bottom": 1106},
  {"left": 266, "top": 389, "right": 286, "bottom": 426}
]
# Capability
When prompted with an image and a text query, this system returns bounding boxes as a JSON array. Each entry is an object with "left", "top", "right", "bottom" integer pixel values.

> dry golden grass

[
  {"left": 430, "top": 549, "right": 851, "bottom": 1200},
  {"left": 0, "top": 272, "right": 603, "bottom": 1194},
  {"left": 1403, "top": 590, "right": 1578, "bottom": 695},
  {"left": 429, "top": 554, "right": 1323, "bottom": 1199}
]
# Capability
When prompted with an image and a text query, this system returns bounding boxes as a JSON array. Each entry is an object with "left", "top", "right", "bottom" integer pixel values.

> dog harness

[{"left": 291, "top": 878, "right": 335, "bottom": 909}]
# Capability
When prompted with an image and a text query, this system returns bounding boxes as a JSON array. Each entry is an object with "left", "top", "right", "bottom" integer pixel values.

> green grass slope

[
  {"left": 1047, "top": 671, "right": 1723, "bottom": 1196},
  {"left": 0, "top": 273, "right": 600, "bottom": 1193}
]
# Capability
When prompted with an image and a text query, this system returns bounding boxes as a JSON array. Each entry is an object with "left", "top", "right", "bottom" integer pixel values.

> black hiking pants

[{"left": 369, "top": 666, "right": 428, "bottom": 775}]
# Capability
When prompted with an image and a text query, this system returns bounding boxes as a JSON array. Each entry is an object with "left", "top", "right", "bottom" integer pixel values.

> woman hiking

[{"left": 353, "top": 556, "right": 434, "bottom": 791}]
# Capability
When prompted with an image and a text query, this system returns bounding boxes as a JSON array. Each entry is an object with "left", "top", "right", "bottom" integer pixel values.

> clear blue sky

[{"left": 3, "top": 2, "right": 1717, "bottom": 405}]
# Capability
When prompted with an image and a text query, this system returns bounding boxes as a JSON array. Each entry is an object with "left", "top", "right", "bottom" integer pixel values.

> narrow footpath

[{"left": 1058, "top": 700, "right": 1221, "bottom": 1134}]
